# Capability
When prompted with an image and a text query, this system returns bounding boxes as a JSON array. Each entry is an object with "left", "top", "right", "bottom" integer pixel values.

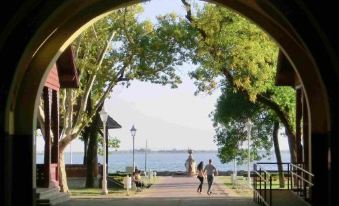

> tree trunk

[
  {"left": 83, "top": 138, "right": 88, "bottom": 165},
  {"left": 83, "top": 91, "right": 92, "bottom": 165},
  {"left": 285, "top": 127, "right": 297, "bottom": 163},
  {"left": 59, "top": 149, "right": 70, "bottom": 192},
  {"left": 273, "top": 121, "right": 285, "bottom": 188},
  {"left": 58, "top": 133, "right": 76, "bottom": 193},
  {"left": 83, "top": 128, "right": 90, "bottom": 165},
  {"left": 85, "top": 115, "right": 99, "bottom": 188}
]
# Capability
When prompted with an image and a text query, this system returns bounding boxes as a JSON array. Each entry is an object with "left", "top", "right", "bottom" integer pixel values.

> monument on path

[{"left": 185, "top": 149, "right": 196, "bottom": 176}]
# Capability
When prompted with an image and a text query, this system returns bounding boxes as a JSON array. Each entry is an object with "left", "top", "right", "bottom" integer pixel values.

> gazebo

[
  {"left": 36, "top": 46, "right": 79, "bottom": 189},
  {"left": 99, "top": 115, "right": 122, "bottom": 173}
]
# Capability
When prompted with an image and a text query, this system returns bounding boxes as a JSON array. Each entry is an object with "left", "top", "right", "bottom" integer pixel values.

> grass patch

[
  {"left": 218, "top": 175, "right": 290, "bottom": 198},
  {"left": 69, "top": 175, "right": 158, "bottom": 197},
  {"left": 217, "top": 176, "right": 253, "bottom": 197},
  {"left": 70, "top": 188, "right": 129, "bottom": 197}
]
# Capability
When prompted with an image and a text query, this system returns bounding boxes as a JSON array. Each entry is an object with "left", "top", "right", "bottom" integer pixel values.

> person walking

[
  {"left": 196, "top": 161, "right": 205, "bottom": 194},
  {"left": 204, "top": 159, "right": 218, "bottom": 195}
]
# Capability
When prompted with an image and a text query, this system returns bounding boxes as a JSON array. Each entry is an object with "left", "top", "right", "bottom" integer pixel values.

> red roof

[{"left": 45, "top": 46, "right": 79, "bottom": 90}]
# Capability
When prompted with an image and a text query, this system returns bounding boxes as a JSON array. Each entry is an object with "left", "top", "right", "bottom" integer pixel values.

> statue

[{"left": 185, "top": 149, "right": 196, "bottom": 176}]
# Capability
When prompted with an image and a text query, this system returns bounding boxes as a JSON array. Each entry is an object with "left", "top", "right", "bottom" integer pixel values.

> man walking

[{"left": 204, "top": 159, "right": 218, "bottom": 195}]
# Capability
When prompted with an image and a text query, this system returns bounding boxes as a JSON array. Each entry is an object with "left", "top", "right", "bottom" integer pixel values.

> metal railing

[
  {"left": 252, "top": 162, "right": 314, "bottom": 206},
  {"left": 290, "top": 163, "right": 314, "bottom": 201},
  {"left": 255, "top": 162, "right": 291, "bottom": 189},
  {"left": 253, "top": 164, "right": 273, "bottom": 206}
]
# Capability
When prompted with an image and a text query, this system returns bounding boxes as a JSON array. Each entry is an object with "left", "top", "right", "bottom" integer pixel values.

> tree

[
  {"left": 178, "top": 2, "right": 297, "bottom": 164},
  {"left": 212, "top": 84, "right": 273, "bottom": 164},
  {"left": 213, "top": 83, "right": 285, "bottom": 187},
  {"left": 38, "top": 4, "right": 193, "bottom": 192}
]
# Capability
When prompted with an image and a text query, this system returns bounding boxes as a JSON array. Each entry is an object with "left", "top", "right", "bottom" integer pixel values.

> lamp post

[
  {"left": 99, "top": 106, "right": 108, "bottom": 195},
  {"left": 145, "top": 140, "right": 147, "bottom": 174},
  {"left": 130, "top": 125, "right": 137, "bottom": 172},
  {"left": 245, "top": 118, "right": 253, "bottom": 187}
]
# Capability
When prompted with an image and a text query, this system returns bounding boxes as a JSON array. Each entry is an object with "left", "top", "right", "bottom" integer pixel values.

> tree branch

[
  {"left": 73, "top": 30, "right": 116, "bottom": 128},
  {"left": 181, "top": 0, "right": 207, "bottom": 40},
  {"left": 223, "top": 69, "right": 297, "bottom": 162}
]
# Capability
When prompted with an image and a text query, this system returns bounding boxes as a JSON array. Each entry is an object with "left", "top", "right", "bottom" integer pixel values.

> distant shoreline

[
  {"left": 36, "top": 150, "right": 290, "bottom": 154},
  {"left": 36, "top": 150, "right": 219, "bottom": 154}
]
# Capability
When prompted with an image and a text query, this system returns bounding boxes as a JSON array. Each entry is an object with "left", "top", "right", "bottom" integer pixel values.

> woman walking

[{"left": 196, "top": 161, "right": 205, "bottom": 194}]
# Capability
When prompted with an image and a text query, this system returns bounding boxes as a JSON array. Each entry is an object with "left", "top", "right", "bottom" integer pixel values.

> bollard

[{"left": 124, "top": 175, "right": 132, "bottom": 196}]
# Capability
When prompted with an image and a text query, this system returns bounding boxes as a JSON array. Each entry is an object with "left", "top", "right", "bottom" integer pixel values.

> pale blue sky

[{"left": 36, "top": 0, "right": 289, "bottom": 152}]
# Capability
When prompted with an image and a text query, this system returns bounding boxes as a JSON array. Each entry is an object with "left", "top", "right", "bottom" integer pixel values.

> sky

[{"left": 36, "top": 0, "right": 289, "bottom": 152}]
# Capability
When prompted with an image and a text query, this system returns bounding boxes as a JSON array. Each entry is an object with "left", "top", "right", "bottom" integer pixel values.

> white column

[
  {"left": 145, "top": 140, "right": 147, "bottom": 173},
  {"left": 132, "top": 134, "right": 135, "bottom": 172},
  {"left": 247, "top": 124, "right": 252, "bottom": 187},
  {"left": 102, "top": 123, "right": 108, "bottom": 194}
]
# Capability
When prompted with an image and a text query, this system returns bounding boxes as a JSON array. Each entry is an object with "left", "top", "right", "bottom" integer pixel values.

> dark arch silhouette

[{"left": 0, "top": 1, "right": 337, "bottom": 205}]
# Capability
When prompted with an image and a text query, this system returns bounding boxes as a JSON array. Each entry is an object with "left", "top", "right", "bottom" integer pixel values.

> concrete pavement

[{"left": 57, "top": 176, "right": 258, "bottom": 206}]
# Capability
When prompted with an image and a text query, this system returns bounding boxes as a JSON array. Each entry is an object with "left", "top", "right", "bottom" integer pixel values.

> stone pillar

[
  {"left": 311, "top": 133, "right": 330, "bottom": 205},
  {"left": 302, "top": 91, "right": 310, "bottom": 171},
  {"left": 296, "top": 87, "right": 303, "bottom": 163},
  {"left": 43, "top": 87, "right": 52, "bottom": 187},
  {"left": 51, "top": 90, "right": 59, "bottom": 164},
  {"left": 51, "top": 90, "right": 59, "bottom": 187}
]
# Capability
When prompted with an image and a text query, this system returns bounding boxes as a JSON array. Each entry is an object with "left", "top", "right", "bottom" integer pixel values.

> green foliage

[
  {"left": 97, "top": 135, "right": 121, "bottom": 156},
  {"left": 187, "top": 5, "right": 296, "bottom": 129},
  {"left": 61, "top": 4, "right": 197, "bottom": 141},
  {"left": 213, "top": 85, "right": 273, "bottom": 164},
  {"left": 156, "top": 3, "right": 296, "bottom": 163},
  {"left": 188, "top": 5, "right": 279, "bottom": 100}
]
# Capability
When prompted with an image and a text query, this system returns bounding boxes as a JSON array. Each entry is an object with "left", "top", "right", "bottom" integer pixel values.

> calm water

[{"left": 36, "top": 151, "right": 290, "bottom": 173}]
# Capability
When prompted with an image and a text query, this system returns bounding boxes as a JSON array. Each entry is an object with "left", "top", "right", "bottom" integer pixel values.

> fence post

[
  {"left": 287, "top": 163, "right": 290, "bottom": 190},
  {"left": 291, "top": 164, "right": 293, "bottom": 190},
  {"left": 259, "top": 168, "right": 262, "bottom": 204},
  {"left": 264, "top": 171, "right": 267, "bottom": 203},
  {"left": 270, "top": 175, "right": 272, "bottom": 206}
]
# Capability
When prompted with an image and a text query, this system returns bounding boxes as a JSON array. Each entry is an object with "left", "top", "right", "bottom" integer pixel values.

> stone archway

[{"left": 1, "top": 1, "right": 337, "bottom": 205}]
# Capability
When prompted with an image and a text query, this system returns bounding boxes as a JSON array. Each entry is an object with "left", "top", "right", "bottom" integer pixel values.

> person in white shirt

[{"left": 204, "top": 159, "right": 218, "bottom": 195}]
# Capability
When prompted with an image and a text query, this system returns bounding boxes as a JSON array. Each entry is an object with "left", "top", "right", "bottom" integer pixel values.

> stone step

[
  {"left": 49, "top": 192, "right": 70, "bottom": 205},
  {"left": 37, "top": 187, "right": 60, "bottom": 199},
  {"left": 36, "top": 187, "right": 69, "bottom": 206},
  {"left": 37, "top": 192, "right": 69, "bottom": 206}
]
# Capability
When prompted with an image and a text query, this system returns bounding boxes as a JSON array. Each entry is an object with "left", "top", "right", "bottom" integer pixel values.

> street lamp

[
  {"left": 99, "top": 106, "right": 108, "bottom": 195},
  {"left": 245, "top": 118, "right": 253, "bottom": 187},
  {"left": 130, "top": 125, "right": 137, "bottom": 172}
]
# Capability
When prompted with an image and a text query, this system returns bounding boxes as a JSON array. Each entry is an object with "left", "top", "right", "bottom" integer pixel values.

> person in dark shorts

[{"left": 204, "top": 159, "right": 218, "bottom": 195}]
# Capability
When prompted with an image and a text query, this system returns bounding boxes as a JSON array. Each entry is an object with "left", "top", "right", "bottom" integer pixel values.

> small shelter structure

[{"left": 36, "top": 47, "right": 79, "bottom": 188}]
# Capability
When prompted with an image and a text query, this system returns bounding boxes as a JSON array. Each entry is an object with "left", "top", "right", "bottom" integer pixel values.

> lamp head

[
  {"left": 99, "top": 106, "right": 108, "bottom": 123},
  {"left": 130, "top": 125, "right": 137, "bottom": 136}
]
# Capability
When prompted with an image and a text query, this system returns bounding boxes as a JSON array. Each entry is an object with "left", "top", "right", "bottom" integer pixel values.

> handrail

[
  {"left": 256, "top": 164, "right": 271, "bottom": 177},
  {"left": 253, "top": 170, "right": 270, "bottom": 183},
  {"left": 290, "top": 171, "right": 313, "bottom": 186},
  {"left": 253, "top": 189, "right": 270, "bottom": 206},
  {"left": 253, "top": 163, "right": 273, "bottom": 206},
  {"left": 289, "top": 163, "right": 314, "bottom": 202},
  {"left": 290, "top": 163, "right": 314, "bottom": 177},
  {"left": 253, "top": 162, "right": 314, "bottom": 205}
]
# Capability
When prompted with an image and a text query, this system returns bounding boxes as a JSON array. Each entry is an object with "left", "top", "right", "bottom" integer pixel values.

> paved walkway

[
  {"left": 136, "top": 176, "right": 229, "bottom": 197},
  {"left": 57, "top": 176, "right": 257, "bottom": 206}
]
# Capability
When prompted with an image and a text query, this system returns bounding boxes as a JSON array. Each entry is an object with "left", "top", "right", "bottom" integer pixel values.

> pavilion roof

[
  {"left": 56, "top": 46, "right": 79, "bottom": 88},
  {"left": 275, "top": 51, "right": 300, "bottom": 87},
  {"left": 99, "top": 115, "right": 122, "bottom": 130}
]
